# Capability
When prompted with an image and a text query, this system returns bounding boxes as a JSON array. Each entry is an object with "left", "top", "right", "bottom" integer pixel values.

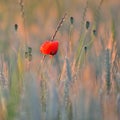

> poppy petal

[{"left": 40, "top": 41, "right": 59, "bottom": 55}]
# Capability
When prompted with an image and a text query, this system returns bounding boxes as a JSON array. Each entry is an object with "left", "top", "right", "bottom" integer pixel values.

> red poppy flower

[{"left": 40, "top": 40, "right": 59, "bottom": 55}]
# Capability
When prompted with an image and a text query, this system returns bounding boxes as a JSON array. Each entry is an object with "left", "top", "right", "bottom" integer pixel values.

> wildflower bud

[
  {"left": 14, "top": 24, "right": 18, "bottom": 31},
  {"left": 86, "top": 21, "right": 90, "bottom": 29},
  {"left": 93, "top": 29, "right": 97, "bottom": 36},
  {"left": 84, "top": 46, "right": 87, "bottom": 51},
  {"left": 28, "top": 47, "right": 32, "bottom": 53},
  {"left": 84, "top": 46, "right": 87, "bottom": 54},
  {"left": 70, "top": 17, "right": 74, "bottom": 24},
  {"left": 25, "top": 52, "right": 28, "bottom": 59}
]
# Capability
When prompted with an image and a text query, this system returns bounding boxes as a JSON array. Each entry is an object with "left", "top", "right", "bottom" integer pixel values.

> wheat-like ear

[
  {"left": 64, "top": 57, "right": 71, "bottom": 106},
  {"left": 0, "top": 56, "right": 8, "bottom": 88},
  {"left": 18, "top": 0, "right": 31, "bottom": 49},
  {"left": 51, "top": 12, "right": 67, "bottom": 41},
  {"left": 19, "top": 0, "right": 25, "bottom": 22},
  {"left": 0, "top": 72, "right": 7, "bottom": 88},
  {"left": 105, "top": 48, "right": 111, "bottom": 94},
  {"left": 117, "top": 94, "right": 120, "bottom": 119},
  {"left": 18, "top": 0, "right": 26, "bottom": 43}
]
